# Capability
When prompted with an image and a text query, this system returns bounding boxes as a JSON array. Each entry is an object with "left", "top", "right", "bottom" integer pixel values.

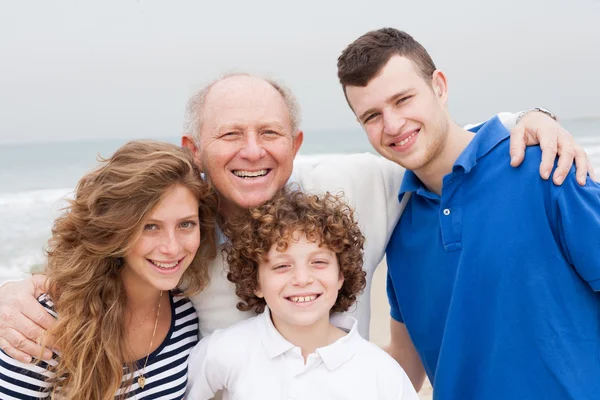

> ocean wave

[{"left": 0, "top": 188, "right": 74, "bottom": 208}]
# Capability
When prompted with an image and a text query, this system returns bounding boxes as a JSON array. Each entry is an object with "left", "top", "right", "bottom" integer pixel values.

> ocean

[{"left": 1, "top": 119, "right": 599, "bottom": 284}]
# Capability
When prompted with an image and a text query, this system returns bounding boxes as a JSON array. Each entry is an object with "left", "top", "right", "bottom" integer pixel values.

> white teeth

[
  {"left": 233, "top": 169, "right": 268, "bottom": 178},
  {"left": 393, "top": 130, "right": 418, "bottom": 147},
  {"left": 150, "top": 260, "right": 178, "bottom": 269},
  {"left": 289, "top": 294, "right": 318, "bottom": 303}
]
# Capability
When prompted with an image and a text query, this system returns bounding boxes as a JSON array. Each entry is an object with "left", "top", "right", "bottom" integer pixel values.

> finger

[
  {"left": 19, "top": 293, "right": 56, "bottom": 332},
  {"left": 509, "top": 125, "right": 527, "bottom": 167},
  {"left": 552, "top": 144, "right": 576, "bottom": 185},
  {"left": 0, "top": 337, "right": 33, "bottom": 363},
  {"left": 538, "top": 133, "right": 558, "bottom": 180},
  {"left": 0, "top": 328, "right": 53, "bottom": 361},
  {"left": 588, "top": 160, "right": 598, "bottom": 182},
  {"left": 573, "top": 145, "right": 589, "bottom": 186},
  {"left": 30, "top": 274, "right": 49, "bottom": 298}
]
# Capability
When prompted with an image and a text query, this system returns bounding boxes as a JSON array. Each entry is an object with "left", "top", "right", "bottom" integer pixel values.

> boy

[{"left": 186, "top": 189, "right": 419, "bottom": 400}]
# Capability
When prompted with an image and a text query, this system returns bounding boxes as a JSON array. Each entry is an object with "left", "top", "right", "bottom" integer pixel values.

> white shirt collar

[{"left": 258, "top": 307, "right": 361, "bottom": 371}]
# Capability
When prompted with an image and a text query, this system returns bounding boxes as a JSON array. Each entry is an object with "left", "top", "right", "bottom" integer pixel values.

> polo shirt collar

[
  {"left": 259, "top": 308, "right": 296, "bottom": 358},
  {"left": 453, "top": 116, "right": 509, "bottom": 174},
  {"left": 258, "top": 308, "right": 361, "bottom": 370},
  {"left": 398, "top": 116, "right": 509, "bottom": 197},
  {"left": 317, "top": 313, "right": 361, "bottom": 371}
]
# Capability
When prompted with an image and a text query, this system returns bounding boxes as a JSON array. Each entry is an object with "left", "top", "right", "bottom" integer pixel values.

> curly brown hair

[{"left": 224, "top": 188, "right": 366, "bottom": 315}]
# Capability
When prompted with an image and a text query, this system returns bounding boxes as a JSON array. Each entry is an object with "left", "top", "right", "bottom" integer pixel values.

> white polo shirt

[{"left": 185, "top": 309, "right": 419, "bottom": 400}]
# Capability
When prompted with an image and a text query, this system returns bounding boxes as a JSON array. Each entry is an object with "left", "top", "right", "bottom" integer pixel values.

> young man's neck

[
  {"left": 271, "top": 313, "right": 346, "bottom": 363},
  {"left": 415, "top": 123, "right": 474, "bottom": 195}
]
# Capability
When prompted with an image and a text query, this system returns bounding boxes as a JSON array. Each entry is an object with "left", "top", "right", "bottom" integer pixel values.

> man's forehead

[
  {"left": 201, "top": 76, "right": 291, "bottom": 130},
  {"left": 206, "top": 75, "right": 283, "bottom": 105}
]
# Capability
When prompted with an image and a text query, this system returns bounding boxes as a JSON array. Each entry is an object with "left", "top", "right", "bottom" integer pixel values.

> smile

[
  {"left": 286, "top": 294, "right": 321, "bottom": 303},
  {"left": 391, "top": 129, "right": 419, "bottom": 147},
  {"left": 232, "top": 169, "right": 270, "bottom": 178},
  {"left": 148, "top": 257, "right": 184, "bottom": 270}
]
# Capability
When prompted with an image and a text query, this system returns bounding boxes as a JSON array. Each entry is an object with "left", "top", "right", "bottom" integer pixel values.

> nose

[
  {"left": 292, "top": 265, "right": 314, "bottom": 287},
  {"left": 382, "top": 111, "right": 407, "bottom": 136},
  {"left": 158, "top": 230, "right": 181, "bottom": 256},
  {"left": 238, "top": 133, "right": 266, "bottom": 161}
]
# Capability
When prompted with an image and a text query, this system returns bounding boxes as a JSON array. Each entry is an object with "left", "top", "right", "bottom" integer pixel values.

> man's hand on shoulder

[
  {"left": 509, "top": 111, "right": 596, "bottom": 186},
  {"left": 0, "top": 275, "right": 55, "bottom": 362}
]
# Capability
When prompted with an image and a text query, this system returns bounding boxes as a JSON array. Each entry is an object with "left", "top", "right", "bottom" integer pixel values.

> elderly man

[{"left": 0, "top": 73, "right": 593, "bottom": 364}]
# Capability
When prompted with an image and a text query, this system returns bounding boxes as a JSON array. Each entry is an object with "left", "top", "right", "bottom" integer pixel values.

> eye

[
  {"left": 273, "top": 264, "right": 291, "bottom": 271},
  {"left": 363, "top": 113, "right": 380, "bottom": 124},
  {"left": 263, "top": 130, "right": 281, "bottom": 137},
  {"left": 396, "top": 96, "right": 411, "bottom": 105},
  {"left": 221, "top": 131, "right": 240, "bottom": 139},
  {"left": 180, "top": 221, "right": 198, "bottom": 229},
  {"left": 312, "top": 259, "right": 329, "bottom": 267},
  {"left": 144, "top": 223, "right": 158, "bottom": 231}
]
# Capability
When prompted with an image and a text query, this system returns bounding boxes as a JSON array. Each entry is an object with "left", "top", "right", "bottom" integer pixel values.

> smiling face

[
  {"left": 122, "top": 184, "right": 201, "bottom": 293},
  {"left": 183, "top": 75, "right": 303, "bottom": 215},
  {"left": 256, "top": 233, "right": 344, "bottom": 331},
  {"left": 345, "top": 55, "right": 450, "bottom": 173}
]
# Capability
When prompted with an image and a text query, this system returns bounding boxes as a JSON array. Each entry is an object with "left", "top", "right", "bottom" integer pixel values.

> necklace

[
  {"left": 128, "top": 304, "right": 158, "bottom": 332},
  {"left": 137, "top": 290, "right": 162, "bottom": 390}
]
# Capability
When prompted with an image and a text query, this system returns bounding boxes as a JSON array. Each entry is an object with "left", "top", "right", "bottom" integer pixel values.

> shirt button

[{"left": 443, "top": 208, "right": 451, "bottom": 216}]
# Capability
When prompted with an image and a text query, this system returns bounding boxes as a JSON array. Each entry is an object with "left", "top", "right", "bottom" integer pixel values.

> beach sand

[{"left": 369, "top": 260, "right": 433, "bottom": 400}]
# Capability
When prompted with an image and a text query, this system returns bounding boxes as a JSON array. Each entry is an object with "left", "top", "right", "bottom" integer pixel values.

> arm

[
  {"left": 555, "top": 170, "right": 600, "bottom": 290},
  {"left": 0, "top": 276, "right": 55, "bottom": 362},
  {"left": 0, "top": 296, "right": 57, "bottom": 399},
  {"left": 385, "top": 318, "right": 426, "bottom": 392}
]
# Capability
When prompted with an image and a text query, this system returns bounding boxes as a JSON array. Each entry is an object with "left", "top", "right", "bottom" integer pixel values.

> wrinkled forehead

[{"left": 202, "top": 76, "right": 293, "bottom": 133}]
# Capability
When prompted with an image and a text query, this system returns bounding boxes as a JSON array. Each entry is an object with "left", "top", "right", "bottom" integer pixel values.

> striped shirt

[{"left": 0, "top": 292, "right": 199, "bottom": 399}]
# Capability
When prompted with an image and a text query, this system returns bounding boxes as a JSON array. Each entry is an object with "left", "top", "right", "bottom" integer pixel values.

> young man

[{"left": 338, "top": 28, "right": 600, "bottom": 399}]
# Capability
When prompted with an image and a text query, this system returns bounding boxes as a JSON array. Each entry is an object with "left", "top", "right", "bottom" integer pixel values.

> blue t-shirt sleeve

[
  {"left": 386, "top": 268, "right": 404, "bottom": 323},
  {"left": 556, "top": 171, "right": 600, "bottom": 291}
]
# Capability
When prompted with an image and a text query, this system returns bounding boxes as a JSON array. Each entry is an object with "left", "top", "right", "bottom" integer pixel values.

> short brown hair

[
  {"left": 337, "top": 27, "right": 436, "bottom": 93},
  {"left": 224, "top": 189, "right": 366, "bottom": 314}
]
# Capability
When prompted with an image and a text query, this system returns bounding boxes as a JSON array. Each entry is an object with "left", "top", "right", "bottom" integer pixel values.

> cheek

[{"left": 129, "top": 237, "right": 154, "bottom": 258}]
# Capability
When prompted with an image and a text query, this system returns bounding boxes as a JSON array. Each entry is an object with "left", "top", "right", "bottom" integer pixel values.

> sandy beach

[{"left": 369, "top": 260, "right": 433, "bottom": 400}]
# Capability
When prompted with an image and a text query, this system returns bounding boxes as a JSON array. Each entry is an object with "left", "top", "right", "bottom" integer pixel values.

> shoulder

[
  {"left": 294, "top": 153, "right": 399, "bottom": 174},
  {"left": 354, "top": 337, "right": 405, "bottom": 371},
  {"left": 189, "top": 315, "right": 261, "bottom": 371}
]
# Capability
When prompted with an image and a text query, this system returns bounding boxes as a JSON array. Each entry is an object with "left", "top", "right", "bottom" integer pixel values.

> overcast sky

[{"left": 0, "top": 0, "right": 598, "bottom": 144}]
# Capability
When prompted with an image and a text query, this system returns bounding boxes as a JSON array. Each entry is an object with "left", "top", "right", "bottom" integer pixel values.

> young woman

[{"left": 0, "top": 140, "right": 217, "bottom": 400}]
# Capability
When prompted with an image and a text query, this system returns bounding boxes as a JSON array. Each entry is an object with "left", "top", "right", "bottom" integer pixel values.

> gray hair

[{"left": 183, "top": 73, "right": 302, "bottom": 144}]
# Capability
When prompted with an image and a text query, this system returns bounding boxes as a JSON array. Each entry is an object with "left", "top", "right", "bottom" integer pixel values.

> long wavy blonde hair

[{"left": 43, "top": 140, "right": 217, "bottom": 399}]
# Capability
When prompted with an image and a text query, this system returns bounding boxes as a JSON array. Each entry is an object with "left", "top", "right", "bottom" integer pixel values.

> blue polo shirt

[{"left": 386, "top": 116, "right": 600, "bottom": 399}]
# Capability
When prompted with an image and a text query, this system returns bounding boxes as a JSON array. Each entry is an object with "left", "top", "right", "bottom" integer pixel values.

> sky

[{"left": 0, "top": 0, "right": 599, "bottom": 144}]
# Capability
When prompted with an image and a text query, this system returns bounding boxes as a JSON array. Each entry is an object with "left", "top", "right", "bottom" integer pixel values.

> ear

[
  {"left": 291, "top": 130, "right": 304, "bottom": 157},
  {"left": 337, "top": 271, "right": 345, "bottom": 290},
  {"left": 182, "top": 135, "right": 204, "bottom": 172},
  {"left": 431, "top": 70, "right": 448, "bottom": 105},
  {"left": 254, "top": 286, "right": 264, "bottom": 298}
]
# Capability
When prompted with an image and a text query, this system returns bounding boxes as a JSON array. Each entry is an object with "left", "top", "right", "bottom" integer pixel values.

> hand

[
  {"left": 0, "top": 275, "right": 55, "bottom": 362},
  {"left": 509, "top": 112, "right": 596, "bottom": 186}
]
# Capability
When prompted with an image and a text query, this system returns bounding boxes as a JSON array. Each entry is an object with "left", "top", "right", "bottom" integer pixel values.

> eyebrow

[
  {"left": 145, "top": 214, "right": 199, "bottom": 224},
  {"left": 358, "top": 89, "right": 412, "bottom": 122}
]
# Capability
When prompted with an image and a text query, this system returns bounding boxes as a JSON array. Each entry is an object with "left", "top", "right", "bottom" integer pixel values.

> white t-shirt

[
  {"left": 189, "top": 113, "right": 521, "bottom": 339},
  {"left": 186, "top": 309, "right": 420, "bottom": 400}
]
